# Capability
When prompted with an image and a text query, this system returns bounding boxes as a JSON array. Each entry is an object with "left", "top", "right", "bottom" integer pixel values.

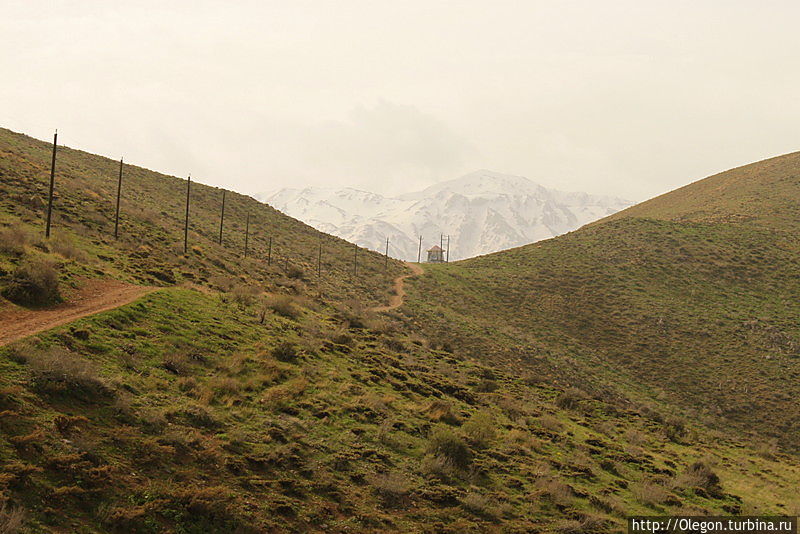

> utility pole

[
  {"left": 114, "top": 157, "right": 123, "bottom": 239},
  {"left": 318, "top": 238, "right": 322, "bottom": 279},
  {"left": 353, "top": 243, "right": 358, "bottom": 276},
  {"left": 440, "top": 233, "right": 443, "bottom": 251},
  {"left": 45, "top": 130, "right": 58, "bottom": 238},
  {"left": 384, "top": 237, "right": 389, "bottom": 270},
  {"left": 267, "top": 236, "right": 272, "bottom": 265},
  {"left": 446, "top": 235, "right": 450, "bottom": 263},
  {"left": 218, "top": 190, "right": 226, "bottom": 245},
  {"left": 244, "top": 212, "right": 250, "bottom": 258},
  {"left": 417, "top": 235, "right": 422, "bottom": 263},
  {"left": 183, "top": 175, "right": 191, "bottom": 254}
]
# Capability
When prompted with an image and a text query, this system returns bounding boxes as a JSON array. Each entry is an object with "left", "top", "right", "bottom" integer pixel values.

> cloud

[{"left": 299, "top": 101, "right": 475, "bottom": 193}]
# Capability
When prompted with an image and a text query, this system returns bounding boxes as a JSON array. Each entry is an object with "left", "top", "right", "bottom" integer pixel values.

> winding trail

[
  {"left": 0, "top": 279, "right": 156, "bottom": 347},
  {"left": 371, "top": 262, "right": 424, "bottom": 313}
]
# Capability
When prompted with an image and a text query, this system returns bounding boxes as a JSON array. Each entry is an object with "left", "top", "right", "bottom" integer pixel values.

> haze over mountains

[{"left": 261, "top": 171, "right": 632, "bottom": 261}]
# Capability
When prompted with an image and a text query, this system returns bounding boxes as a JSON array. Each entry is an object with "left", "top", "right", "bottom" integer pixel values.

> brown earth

[
  {"left": 0, "top": 279, "right": 156, "bottom": 346},
  {"left": 370, "top": 262, "right": 424, "bottom": 313}
]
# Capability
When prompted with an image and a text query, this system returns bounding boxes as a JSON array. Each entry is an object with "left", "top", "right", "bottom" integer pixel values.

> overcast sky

[{"left": 2, "top": 1, "right": 799, "bottom": 201}]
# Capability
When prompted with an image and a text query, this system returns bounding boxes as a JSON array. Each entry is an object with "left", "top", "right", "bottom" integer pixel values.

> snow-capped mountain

[{"left": 259, "top": 171, "right": 633, "bottom": 261}]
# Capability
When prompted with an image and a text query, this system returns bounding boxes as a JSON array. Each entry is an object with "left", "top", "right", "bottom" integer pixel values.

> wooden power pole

[
  {"left": 353, "top": 243, "right": 358, "bottom": 276},
  {"left": 446, "top": 235, "right": 450, "bottom": 263},
  {"left": 218, "top": 190, "right": 226, "bottom": 245},
  {"left": 45, "top": 130, "right": 58, "bottom": 238},
  {"left": 318, "top": 238, "right": 323, "bottom": 279},
  {"left": 417, "top": 235, "right": 422, "bottom": 263},
  {"left": 384, "top": 237, "right": 389, "bottom": 270},
  {"left": 114, "top": 158, "right": 123, "bottom": 239},
  {"left": 244, "top": 213, "right": 250, "bottom": 258},
  {"left": 267, "top": 236, "right": 272, "bottom": 265},
  {"left": 183, "top": 175, "right": 191, "bottom": 254}
]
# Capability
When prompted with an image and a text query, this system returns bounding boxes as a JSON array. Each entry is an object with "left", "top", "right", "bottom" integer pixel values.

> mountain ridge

[{"left": 261, "top": 170, "right": 632, "bottom": 261}]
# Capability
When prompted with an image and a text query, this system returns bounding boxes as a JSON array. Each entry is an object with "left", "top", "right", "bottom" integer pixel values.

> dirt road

[
  {"left": 0, "top": 280, "right": 156, "bottom": 347},
  {"left": 371, "top": 262, "right": 424, "bottom": 313}
]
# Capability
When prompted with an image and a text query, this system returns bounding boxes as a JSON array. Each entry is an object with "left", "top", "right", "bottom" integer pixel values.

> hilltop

[{"left": 0, "top": 129, "right": 798, "bottom": 532}]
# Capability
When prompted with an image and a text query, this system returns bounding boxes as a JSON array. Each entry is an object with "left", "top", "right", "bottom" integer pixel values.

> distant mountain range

[{"left": 259, "top": 170, "right": 633, "bottom": 261}]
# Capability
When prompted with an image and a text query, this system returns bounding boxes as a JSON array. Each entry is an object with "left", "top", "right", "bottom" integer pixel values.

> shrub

[
  {"left": 230, "top": 284, "right": 260, "bottom": 308},
  {"left": 555, "top": 387, "right": 588, "bottom": 410},
  {"left": 285, "top": 265, "right": 305, "bottom": 280},
  {"left": 461, "top": 492, "right": 499, "bottom": 519},
  {"left": 535, "top": 414, "right": 564, "bottom": 433},
  {"left": 49, "top": 234, "right": 88, "bottom": 262},
  {"left": 632, "top": 481, "right": 670, "bottom": 506},
  {"left": 370, "top": 472, "right": 411, "bottom": 507},
  {"left": 419, "top": 454, "right": 457, "bottom": 480},
  {"left": 426, "top": 400, "right": 461, "bottom": 425},
  {"left": 2, "top": 258, "right": 61, "bottom": 306},
  {"left": 272, "top": 341, "right": 299, "bottom": 363},
  {"left": 163, "top": 354, "right": 191, "bottom": 375},
  {"left": 0, "top": 225, "right": 28, "bottom": 255},
  {"left": 536, "top": 477, "right": 575, "bottom": 507},
  {"left": 462, "top": 412, "right": 496, "bottom": 448},
  {"left": 474, "top": 378, "right": 499, "bottom": 393},
  {"left": 26, "top": 347, "right": 113, "bottom": 401},
  {"left": 676, "top": 461, "right": 723, "bottom": 497},
  {"left": 262, "top": 295, "right": 300, "bottom": 320},
  {"left": 426, "top": 427, "right": 471, "bottom": 469},
  {"left": 663, "top": 416, "right": 687, "bottom": 442}
]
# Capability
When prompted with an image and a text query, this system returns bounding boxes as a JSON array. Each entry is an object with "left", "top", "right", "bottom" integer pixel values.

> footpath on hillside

[
  {"left": 0, "top": 280, "right": 155, "bottom": 347},
  {"left": 370, "top": 262, "right": 424, "bottom": 313}
]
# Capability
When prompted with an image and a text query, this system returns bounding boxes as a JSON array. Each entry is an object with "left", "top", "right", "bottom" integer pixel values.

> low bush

[
  {"left": 426, "top": 400, "right": 461, "bottom": 425},
  {"left": 26, "top": 347, "right": 114, "bottom": 401},
  {"left": 632, "top": 480, "right": 671, "bottom": 506},
  {"left": 230, "top": 284, "right": 260, "bottom": 309},
  {"left": 462, "top": 411, "right": 496, "bottom": 448},
  {"left": 663, "top": 416, "right": 687, "bottom": 442},
  {"left": 426, "top": 426, "right": 471, "bottom": 469},
  {"left": 370, "top": 472, "right": 411, "bottom": 507},
  {"left": 272, "top": 342, "right": 299, "bottom": 363},
  {"left": 49, "top": 233, "right": 89, "bottom": 262},
  {"left": 676, "top": 461, "right": 723, "bottom": 497},
  {"left": 555, "top": 387, "right": 588, "bottom": 410},
  {"left": 2, "top": 257, "right": 61, "bottom": 306},
  {"left": 261, "top": 295, "right": 300, "bottom": 320},
  {"left": 461, "top": 492, "right": 499, "bottom": 519},
  {"left": 0, "top": 225, "right": 28, "bottom": 255}
]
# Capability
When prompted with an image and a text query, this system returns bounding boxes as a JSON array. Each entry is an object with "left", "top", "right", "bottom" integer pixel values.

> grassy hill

[
  {"left": 0, "top": 127, "right": 405, "bottom": 305},
  {"left": 405, "top": 153, "right": 800, "bottom": 451},
  {"left": 0, "top": 129, "right": 798, "bottom": 532}
]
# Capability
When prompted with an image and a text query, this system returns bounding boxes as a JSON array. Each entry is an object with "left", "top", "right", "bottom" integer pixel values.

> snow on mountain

[{"left": 258, "top": 170, "right": 633, "bottom": 261}]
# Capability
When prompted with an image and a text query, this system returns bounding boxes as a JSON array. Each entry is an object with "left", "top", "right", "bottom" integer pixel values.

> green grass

[{"left": 1, "top": 127, "right": 799, "bottom": 532}]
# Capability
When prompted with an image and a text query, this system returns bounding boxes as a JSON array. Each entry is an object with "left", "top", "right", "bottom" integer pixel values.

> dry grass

[
  {"left": 26, "top": 347, "right": 113, "bottom": 400},
  {"left": 0, "top": 225, "right": 28, "bottom": 255},
  {"left": 0, "top": 503, "right": 25, "bottom": 534},
  {"left": 370, "top": 472, "right": 411, "bottom": 507},
  {"left": 1, "top": 257, "right": 61, "bottom": 306},
  {"left": 261, "top": 294, "right": 300, "bottom": 320}
]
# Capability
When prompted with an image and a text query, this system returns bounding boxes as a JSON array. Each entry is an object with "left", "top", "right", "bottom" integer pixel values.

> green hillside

[
  {"left": 0, "top": 127, "right": 405, "bottom": 305},
  {"left": 405, "top": 154, "right": 800, "bottom": 451},
  {"left": 0, "top": 129, "right": 798, "bottom": 532}
]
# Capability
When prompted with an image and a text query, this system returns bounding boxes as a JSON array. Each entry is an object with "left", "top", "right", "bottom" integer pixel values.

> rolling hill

[
  {"left": 0, "top": 128, "right": 798, "bottom": 532},
  {"left": 405, "top": 152, "right": 800, "bottom": 451}
]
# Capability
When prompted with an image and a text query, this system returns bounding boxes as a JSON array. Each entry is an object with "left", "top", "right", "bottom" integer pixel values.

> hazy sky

[{"left": 2, "top": 1, "right": 799, "bottom": 201}]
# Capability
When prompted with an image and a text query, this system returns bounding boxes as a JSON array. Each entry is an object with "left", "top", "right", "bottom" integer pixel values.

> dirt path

[
  {"left": 0, "top": 280, "right": 156, "bottom": 347},
  {"left": 371, "top": 262, "right": 424, "bottom": 313}
]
